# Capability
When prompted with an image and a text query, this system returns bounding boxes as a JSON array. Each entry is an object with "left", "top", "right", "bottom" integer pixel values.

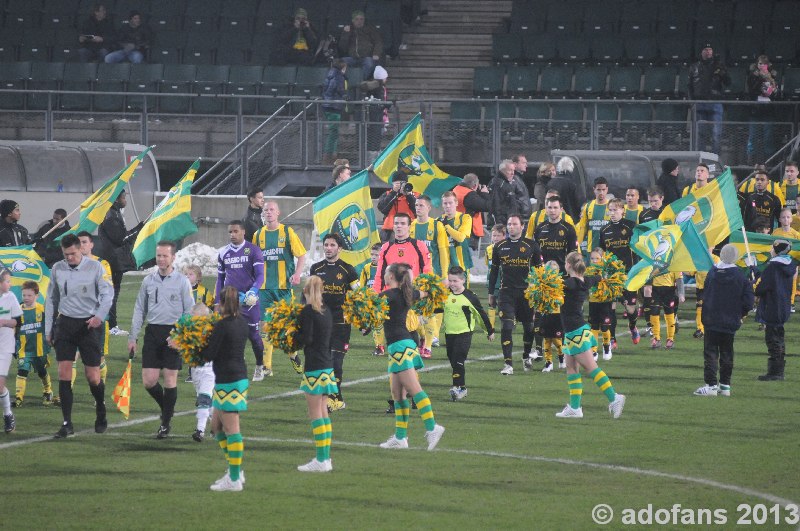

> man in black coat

[
  {"left": 546, "top": 158, "right": 582, "bottom": 220},
  {"left": 243, "top": 187, "right": 265, "bottom": 242},
  {"left": 489, "top": 160, "right": 531, "bottom": 226},
  {"left": 31, "top": 208, "right": 71, "bottom": 267},
  {"left": 0, "top": 199, "right": 31, "bottom": 247},
  {"left": 656, "top": 158, "right": 682, "bottom": 207}
]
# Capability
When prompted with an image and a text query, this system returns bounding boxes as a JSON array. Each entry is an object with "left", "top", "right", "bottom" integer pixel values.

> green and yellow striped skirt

[
  {"left": 300, "top": 368, "right": 339, "bottom": 395},
  {"left": 386, "top": 338, "right": 424, "bottom": 374},
  {"left": 562, "top": 324, "right": 597, "bottom": 356},
  {"left": 213, "top": 379, "right": 249, "bottom": 412}
]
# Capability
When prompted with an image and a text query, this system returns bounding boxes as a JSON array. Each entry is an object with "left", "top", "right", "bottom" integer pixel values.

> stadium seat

[
  {"left": 517, "top": 100, "right": 549, "bottom": 121},
  {"left": 262, "top": 66, "right": 296, "bottom": 96},
  {"left": 550, "top": 101, "right": 584, "bottom": 124},
  {"left": 449, "top": 101, "right": 482, "bottom": 130},
  {"left": 624, "top": 36, "right": 659, "bottom": 64},
  {"left": 676, "top": 65, "right": 689, "bottom": 98},
  {"left": 509, "top": 1, "right": 546, "bottom": 35},
  {"left": 492, "top": 34, "right": 522, "bottom": 64},
  {"left": 695, "top": 0, "right": 733, "bottom": 30},
  {"left": 149, "top": 15, "right": 183, "bottom": 33},
  {"left": 4, "top": 0, "right": 43, "bottom": 29},
  {"left": 641, "top": 66, "right": 677, "bottom": 99},
  {"left": 657, "top": 34, "right": 691, "bottom": 65},
  {"left": 619, "top": 0, "right": 656, "bottom": 34},
  {"left": 27, "top": 61, "right": 64, "bottom": 110},
  {"left": 783, "top": 67, "right": 800, "bottom": 100},
  {"left": 227, "top": 65, "right": 263, "bottom": 114},
  {"left": 557, "top": 35, "right": 590, "bottom": 63},
  {"left": 473, "top": 66, "right": 505, "bottom": 98},
  {"left": 294, "top": 66, "right": 327, "bottom": 98},
  {"left": 506, "top": 66, "right": 539, "bottom": 97},
  {"left": 522, "top": 34, "right": 557, "bottom": 64},
  {"left": 619, "top": 102, "right": 652, "bottom": 145},
  {"left": 258, "top": 84, "right": 290, "bottom": 116},
  {"left": 193, "top": 64, "right": 229, "bottom": 114},
  {"left": 18, "top": 29, "right": 52, "bottom": 62},
  {"left": 656, "top": 0, "right": 693, "bottom": 34},
  {"left": 219, "top": 0, "right": 259, "bottom": 31},
  {"left": 41, "top": 11, "right": 75, "bottom": 31},
  {"left": 93, "top": 62, "right": 130, "bottom": 112},
  {"left": 127, "top": 63, "right": 164, "bottom": 112},
  {"left": 653, "top": 102, "right": 688, "bottom": 122},
  {"left": 721, "top": 66, "right": 747, "bottom": 100},
  {"left": 60, "top": 62, "right": 97, "bottom": 111},
  {"left": 539, "top": 65, "right": 573, "bottom": 96},
  {"left": 183, "top": 0, "right": 221, "bottom": 31},
  {"left": 159, "top": 64, "right": 196, "bottom": 113},
  {"left": 582, "top": 1, "right": 620, "bottom": 33},
  {"left": 50, "top": 29, "right": 80, "bottom": 62},
  {"left": 573, "top": 66, "right": 607, "bottom": 97},
  {"left": 546, "top": 2, "right": 585, "bottom": 33},
  {"left": 591, "top": 35, "right": 624, "bottom": 64},
  {"left": 771, "top": 1, "right": 800, "bottom": 32},
  {"left": 0, "top": 62, "right": 31, "bottom": 110},
  {"left": 184, "top": 32, "right": 218, "bottom": 65},
  {"left": 764, "top": 34, "right": 797, "bottom": 65},
  {"left": 215, "top": 31, "right": 252, "bottom": 65},
  {"left": 608, "top": 66, "right": 642, "bottom": 98},
  {"left": 620, "top": 102, "right": 652, "bottom": 122},
  {"left": 0, "top": 28, "right": 25, "bottom": 62},
  {"left": 592, "top": 102, "right": 619, "bottom": 123},
  {"left": 150, "top": 31, "right": 185, "bottom": 65}
]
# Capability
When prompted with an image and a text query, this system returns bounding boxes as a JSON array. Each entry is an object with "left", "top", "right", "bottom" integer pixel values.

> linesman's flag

[
  {"left": 625, "top": 220, "right": 714, "bottom": 291},
  {"left": 312, "top": 170, "right": 380, "bottom": 273},
  {"left": 60, "top": 147, "right": 151, "bottom": 239},
  {"left": 659, "top": 168, "right": 743, "bottom": 248},
  {"left": 112, "top": 359, "right": 132, "bottom": 419},
  {"left": 729, "top": 231, "right": 800, "bottom": 271},
  {"left": 0, "top": 246, "right": 50, "bottom": 304},
  {"left": 132, "top": 160, "right": 199, "bottom": 267},
  {"left": 371, "top": 113, "right": 461, "bottom": 205}
]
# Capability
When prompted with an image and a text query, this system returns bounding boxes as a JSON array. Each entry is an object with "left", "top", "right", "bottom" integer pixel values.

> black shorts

[
  {"left": 330, "top": 323, "right": 351, "bottom": 354},
  {"left": 497, "top": 289, "right": 534, "bottom": 324},
  {"left": 54, "top": 315, "right": 102, "bottom": 367},
  {"left": 621, "top": 289, "right": 638, "bottom": 306},
  {"left": 537, "top": 313, "right": 563, "bottom": 338},
  {"left": 142, "top": 324, "right": 182, "bottom": 370},
  {"left": 651, "top": 286, "right": 678, "bottom": 314},
  {"left": 588, "top": 302, "right": 613, "bottom": 328}
]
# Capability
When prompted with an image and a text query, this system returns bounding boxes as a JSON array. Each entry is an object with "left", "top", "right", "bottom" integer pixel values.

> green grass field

[{"left": 2, "top": 276, "right": 799, "bottom": 530}]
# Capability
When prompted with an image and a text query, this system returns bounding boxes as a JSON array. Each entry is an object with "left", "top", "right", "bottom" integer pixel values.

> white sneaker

[
  {"left": 210, "top": 476, "right": 243, "bottom": 491},
  {"left": 431, "top": 337, "right": 440, "bottom": 347},
  {"left": 541, "top": 362, "right": 553, "bottom": 373},
  {"left": 602, "top": 349, "right": 612, "bottom": 361},
  {"left": 530, "top": 348, "right": 543, "bottom": 361},
  {"left": 214, "top": 469, "right": 246, "bottom": 486},
  {"left": 424, "top": 424, "right": 445, "bottom": 450},
  {"left": 719, "top": 385, "right": 731, "bottom": 396},
  {"left": 297, "top": 458, "right": 332, "bottom": 472},
  {"left": 109, "top": 326, "right": 129, "bottom": 336},
  {"left": 449, "top": 387, "right": 458, "bottom": 401},
  {"left": 455, "top": 388, "right": 468, "bottom": 400},
  {"left": 555, "top": 405, "right": 583, "bottom": 418},
  {"left": 379, "top": 435, "right": 409, "bottom": 449},
  {"left": 523, "top": 358, "right": 532, "bottom": 372},
  {"left": 558, "top": 360, "right": 566, "bottom": 369},
  {"left": 264, "top": 367, "right": 273, "bottom": 377},
  {"left": 500, "top": 364, "right": 514, "bottom": 375},
  {"left": 693, "top": 384, "right": 718, "bottom": 396},
  {"left": 609, "top": 393, "right": 626, "bottom": 418},
  {"left": 252, "top": 365, "right": 265, "bottom": 382}
]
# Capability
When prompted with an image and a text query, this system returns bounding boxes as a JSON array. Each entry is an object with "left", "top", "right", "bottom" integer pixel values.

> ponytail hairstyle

[
  {"left": 387, "top": 262, "right": 414, "bottom": 306},
  {"left": 303, "top": 276, "right": 325, "bottom": 313},
  {"left": 566, "top": 251, "right": 586, "bottom": 276},
  {"left": 220, "top": 286, "right": 241, "bottom": 318}
]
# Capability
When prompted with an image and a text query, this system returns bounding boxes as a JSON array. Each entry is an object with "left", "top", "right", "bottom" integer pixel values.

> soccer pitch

[{"left": 1, "top": 276, "right": 798, "bottom": 530}]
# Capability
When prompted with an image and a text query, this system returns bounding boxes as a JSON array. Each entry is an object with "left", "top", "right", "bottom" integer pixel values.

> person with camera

[
  {"left": 78, "top": 3, "right": 115, "bottom": 63},
  {"left": 688, "top": 43, "right": 731, "bottom": 155},
  {"left": 377, "top": 171, "right": 418, "bottom": 242},
  {"left": 451, "top": 173, "right": 491, "bottom": 250},
  {"left": 338, "top": 10, "right": 383, "bottom": 80},
  {"left": 489, "top": 160, "right": 531, "bottom": 227},
  {"left": 275, "top": 8, "right": 320, "bottom": 66}
]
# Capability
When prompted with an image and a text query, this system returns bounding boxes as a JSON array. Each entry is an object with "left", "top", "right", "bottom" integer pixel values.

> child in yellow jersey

[
  {"left": 649, "top": 271, "right": 685, "bottom": 349},
  {"left": 539, "top": 261, "right": 565, "bottom": 372},
  {"left": 587, "top": 249, "right": 613, "bottom": 361},
  {"left": 485, "top": 224, "right": 506, "bottom": 329},
  {"left": 773, "top": 208, "right": 800, "bottom": 310},
  {"left": 359, "top": 243, "right": 386, "bottom": 356},
  {"left": 14, "top": 281, "right": 53, "bottom": 407}
]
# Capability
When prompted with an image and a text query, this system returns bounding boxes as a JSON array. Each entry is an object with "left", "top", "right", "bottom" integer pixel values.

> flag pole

[
  {"left": 280, "top": 200, "right": 313, "bottom": 223},
  {"left": 740, "top": 226, "right": 754, "bottom": 266},
  {"left": 37, "top": 204, "right": 82, "bottom": 241}
]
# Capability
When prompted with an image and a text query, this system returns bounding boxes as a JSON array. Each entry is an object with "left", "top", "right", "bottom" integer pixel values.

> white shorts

[
  {"left": 0, "top": 350, "right": 12, "bottom": 378},
  {"left": 192, "top": 363, "right": 215, "bottom": 397}
]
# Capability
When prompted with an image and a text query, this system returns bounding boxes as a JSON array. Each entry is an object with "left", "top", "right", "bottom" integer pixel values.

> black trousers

[
  {"left": 765, "top": 325, "right": 785, "bottom": 362},
  {"left": 703, "top": 329, "right": 735, "bottom": 386},
  {"left": 445, "top": 332, "right": 472, "bottom": 387},
  {"left": 107, "top": 268, "right": 123, "bottom": 329}
]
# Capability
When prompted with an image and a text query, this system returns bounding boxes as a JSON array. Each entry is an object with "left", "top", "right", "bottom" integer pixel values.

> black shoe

[
  {"left": 757, "top": 374, "right": 785, "bottom": 381},
  {"left": 693, "top": 329, "right": 704, "bottom": 339},
  {"left": 4, "top": 413, "right": 15, "bottom": 433},
  {"left": 95, "top": 413, "right": 108, "bottom": 434},
  {"left": 156, "top": 425, "right": 171, "bottom": 439},
  {"left": 192, "top": 429, "right": 204, "bottom": 442},
  {"left": 54, "top": 422, "right": 74, "bottom": 439},
  {"left": 290, "top": 355, "right": 303, "bottom": 374},
  {"left": 385, "top": 399, "right": 395, "bottom": 414}
]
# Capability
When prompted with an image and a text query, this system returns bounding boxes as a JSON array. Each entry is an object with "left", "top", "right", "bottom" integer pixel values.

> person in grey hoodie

[{"left": 694, "top": 244, "right": 754, "bottom": 396}]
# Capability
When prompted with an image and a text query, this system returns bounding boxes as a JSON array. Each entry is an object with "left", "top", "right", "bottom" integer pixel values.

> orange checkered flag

[{"left": 112, "top": 360, "right": 132, "bottom": 419}]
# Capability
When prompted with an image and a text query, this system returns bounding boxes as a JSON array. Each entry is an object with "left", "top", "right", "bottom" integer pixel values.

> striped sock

[
  {"left": 650, "top": 315, "right": 661, "bottom": 340},
  {"left": 15, "top": 375, "right": 26, "bottom": 403},
  {"left": 216, "top": 431, "right": 228, "bottom": 459},
  {"left": 311, "top": 418, "right": 326, "bottom": 462},
  {"left": 602, "top": 329, "right": 611, "bottom": 347},
  {"left": 695, "top": 307, "right": 703, "bottom": 332},
  {"left": 40, "top": 372, "right": 52, "bottom": 394},
  {"left": 323, "top": 417, "right": 332, "bottom": 461},
  {"left": 543, "top": 339, "right": 553, "bottom": 363},
  {"left": 567, "top": 373, "right": 582, "bottom": 409},
  {"left": 589, "top": 367, "right": 616, "bottom": 402},
  {"left": 413, "top": 390, "right": 436, "bottom": 432},
  {"left": 394, "top": 399, "right": 410, "bottom": 440},
  {"left": 99, "top": 358, "right": 107, "bottom": 384},
  {"left": 665, "top": 313, "right": 676, "bottom": 340},
  {"left": 592, "top": 329, "right": 601, "bottom": 353},
  {"left": 553, "top": 338, "right": 563, "bottom": 356},
  {"left": 488, "top": 307, "right": 496, "bottom": 329},
  {"left": 227, "top": 433, "right": 243, "bottom": 482}
]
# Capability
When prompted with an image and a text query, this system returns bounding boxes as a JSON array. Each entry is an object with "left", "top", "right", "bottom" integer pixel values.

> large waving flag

[
  {"left": 112, "top": 359, "right": 132, "bottom": 419},
  {"left": 132, "top": 160, "right": 199, "bottom": 267},
  {"left": 659, "top": 168, "right": 743, "bottom": 247},
  {"left": 625, "top": 221, "right": 714, "bottom": 291},
  {"left": 59, "top": 147, "right": 151, "bottom": 240},
  {"left": 729, "top": 231, "right": 800, "bottom": 271},
  {"left": 0, "top": 246, "right": 50, "bottom": 304},
  {"left": 371, "top": 113, "right": 461, "bottom": 205},
  {"left": 312, "top": 170, "right": 380, "bottom": 273}
]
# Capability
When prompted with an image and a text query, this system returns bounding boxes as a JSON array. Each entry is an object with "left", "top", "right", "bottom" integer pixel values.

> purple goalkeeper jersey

[{"left": 216, "top": 241, "right": 265, "bottom": 302}]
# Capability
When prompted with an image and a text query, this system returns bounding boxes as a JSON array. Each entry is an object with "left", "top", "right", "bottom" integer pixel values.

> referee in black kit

[
  {"left": 46, "top": 234, "right": 113, "bottom": 439},
  {"left": 128, "top": 241, "right": 194, "bottom": 439}
]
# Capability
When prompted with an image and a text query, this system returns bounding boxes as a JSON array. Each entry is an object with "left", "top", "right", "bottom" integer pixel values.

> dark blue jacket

[
  {"left": 755, "top": 255, "right": 795, "bottom": 326},
  {"left": 701, "top": 264, "right": 754, "bottom": 334},
  {"left": 322, "top": 68, "right": 346, "bottom": 112}
]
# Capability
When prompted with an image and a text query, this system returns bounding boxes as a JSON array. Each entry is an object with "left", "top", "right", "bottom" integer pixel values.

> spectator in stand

[
  {"left": 363, "top": 66, "right": 391, "bottom": 161},
  {"left": 377, "top": 171, "right": 418, "bottom": 242},
  {"left": 333, "top": 158, "right": 350, "bottom": 169},
  {"left": 338, "top": 10, "right": 383, "bottom": 80},
  {"left": 78, "top": 4, "right": 115, "bottom": 63},
  {"left": 656, "top": 158, "right": 682, "bottom": 207},
  {"left": 243, "top": 187, "right": 265, "bottom": 242},
  {"left": 31, "top": 209, "right": 71, "bottom": 268},
  {"left": 512, "top": 153, "right": 531, "bottom": 198},
  {"left": 489, "top": 160, "right": 531, "bottom": 227},
  {"left": 746, "top": 55, "right": 779, "bottom": 166},
  {"left": 533, "top": 162, "right": 556, "bottom": 212},
  {"left": 688, "top": 43, "right": 731, "bottom": 155},
  {"left": 0, "top": 200, "right": 31, "bottom": 247},
  {"left": 322, "top": 60, "right": 348, "bottom": 165},
  {"left": 274, "top": 8, "right": 320, "bottom": 66},
  {"left": 547, "top": 158, "right": 582, "bottom": 220},
  {"left": 104, "top": 11, "right": 153, "bottom": 64},
  {"left": 451, "top": 173, "right": 491, "bottom": 250},
  {"left": 324, "top": 165, "right": 352, "bottom": 191}
]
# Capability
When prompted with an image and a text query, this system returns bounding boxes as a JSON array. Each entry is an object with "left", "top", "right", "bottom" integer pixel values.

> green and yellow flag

[
  {"left": 371, "top": 113, "right": 461, "bottom": 205},
  {"left": 0, "top": 246, "right": 50, "bottom": 304},
  {"left": 312, "top": 170, "right": 380, "bottom": 273},
  {"left": 729, "top": 230, "right": 800, "bottom": 271},
  {"left": 625, "top": 220, "right": 714, "bottom": 291},
  {"left": 61, "top": 148, "right": 151, "bottom": 239},
  {"left": 659, "top": 168, "right": 743, "bottom": 248},
  {"left": 132, "top": 160, "right": 199, "bottom": 267}
]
